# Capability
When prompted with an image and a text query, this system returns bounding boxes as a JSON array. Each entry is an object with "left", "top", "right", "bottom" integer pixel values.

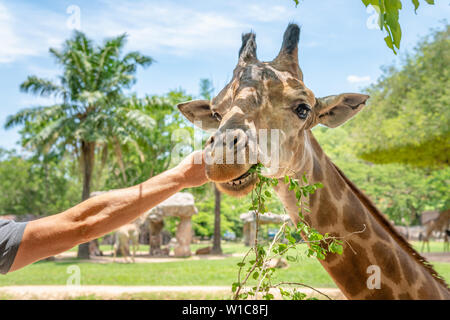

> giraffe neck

[{"left": 274, "top": 130, "right": 449, "bottom": 300}]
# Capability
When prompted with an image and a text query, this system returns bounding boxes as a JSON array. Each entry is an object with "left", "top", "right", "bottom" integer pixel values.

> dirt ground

[
  {"left": 422, "top": 252, "right": 450, "bottom": 263},
  {"left": 0, "top": 285, "right": 345, "bottom": 300}
]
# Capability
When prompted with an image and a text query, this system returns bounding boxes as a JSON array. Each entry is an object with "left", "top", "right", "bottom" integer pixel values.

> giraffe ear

[
  {"left": 315, "top": 93, "right": 370, "bottom": 128},
  {"left": 177, "top": 100, "right": 219, "bottom": 132}
]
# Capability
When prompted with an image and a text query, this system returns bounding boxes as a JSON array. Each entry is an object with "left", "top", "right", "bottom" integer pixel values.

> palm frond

[
  {"left": 20, "top": 76, "right": 63, "bottom": 97},
  {"left": 4, "top": 104, "right": 65, "bottom": 129},
  {"left": 122, "top": 51, "right": 154, "bottom": 68}
]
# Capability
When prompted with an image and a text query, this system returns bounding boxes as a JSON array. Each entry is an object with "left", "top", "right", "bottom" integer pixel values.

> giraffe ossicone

[{"left": 178, "top": 23, "right": 449, "bottom": 300}]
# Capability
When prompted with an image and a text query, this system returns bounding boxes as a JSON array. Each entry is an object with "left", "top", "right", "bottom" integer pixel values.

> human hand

[{"left": 174, "top": 150, "right": 209, "bottom": 188}]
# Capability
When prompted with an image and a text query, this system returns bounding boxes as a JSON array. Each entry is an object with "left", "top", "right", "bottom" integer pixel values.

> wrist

[{"left": 167, "top": 166, "right": 190, "bottom": 189}]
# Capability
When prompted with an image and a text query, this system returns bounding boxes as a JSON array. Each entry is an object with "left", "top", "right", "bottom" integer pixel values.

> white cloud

[
  {"left": 0, "top": 2, "right": 69, "bottom": 64},
  {"left": 242, "top": 5, "right": 290, "bottom": 23},
  {"left": 0, "top": 3, "right": 38, "bottom": 63},
  {"left": 347, "top": 75, "right": 371, "bottom": 84},
  {"left": 0, "top": 0, "right": 300, "bottom": 64},
  {"left": 81, "top": 1, "right": 248, "bottom": 56}
]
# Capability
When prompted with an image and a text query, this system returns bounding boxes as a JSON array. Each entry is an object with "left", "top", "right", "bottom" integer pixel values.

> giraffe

[
  {"left": 421, "top": 209, "right": 450, "bottom": 252},
  {"left": 177, "top": 24, "right": 450, "bottom": 300}
]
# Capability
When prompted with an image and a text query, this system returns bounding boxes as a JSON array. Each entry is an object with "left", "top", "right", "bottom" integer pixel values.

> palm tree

[{"left": 5, "top": 31, "right": 154, "bottom": 259}]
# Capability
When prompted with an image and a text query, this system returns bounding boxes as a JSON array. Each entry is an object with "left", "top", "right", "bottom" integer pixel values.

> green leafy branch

[
  {"left": 291, "top": 0, "right": 436, "bottom": 54},
  {"left": 232, "top": 164, "right": 344, "bottom": 300},
  {"left": 361, "top": 0, "right": 435, "bottom": 53}
]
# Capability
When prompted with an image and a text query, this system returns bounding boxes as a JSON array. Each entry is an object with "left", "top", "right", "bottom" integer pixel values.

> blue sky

[{"left": 0, "top": 0, "right": 449, "bottom": 150}]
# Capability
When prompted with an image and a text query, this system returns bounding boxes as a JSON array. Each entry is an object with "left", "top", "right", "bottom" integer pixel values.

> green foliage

[
  {"left": 0, "top": 148, "right": 80, "bottom": 216},
  {"left": 349, "top": 25, "right": 449, "bottom": 167},
  {"left": 5, "top": 31, "right": 153, "bottom": 202},
  {"left": 233, "top": 164, "right": 342, "bottom": 300},
  {"left": 192, "top": 190, "right": 245, "bottom": 238},
  {"left": 291, "top": 0, "right": 435, "bottom": 54},
  {"left": 312, "top": 125, "right": 449, "bottom": 224},
  {"left": 103, "top": 90, "right": 193, "bottom": 189}
]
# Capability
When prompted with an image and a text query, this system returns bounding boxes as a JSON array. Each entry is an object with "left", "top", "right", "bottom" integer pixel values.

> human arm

[{"left": 8, "top": 151, "right": 208, "bottom": 273}]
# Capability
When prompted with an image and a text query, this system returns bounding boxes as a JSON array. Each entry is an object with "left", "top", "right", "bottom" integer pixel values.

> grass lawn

[
  {"left": 1, "top": 242, "right": 449, "bottom": 288},
  {"left": 0, "top": 255, "right": 337, "bottom": 288},
  {"left": 410, "top": 241, "right": 448, "bottom": 253}
]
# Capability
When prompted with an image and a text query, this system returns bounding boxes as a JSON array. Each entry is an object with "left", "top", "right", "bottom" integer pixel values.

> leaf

[
  {"left": 359, "top": 0, "right": 434, "bottom": 54},
  {"left": 411, "top": 0, "right": 419, "bottom": 13},
  {"left": 278, "top": 243, "right": 288, "bottom": 252},
  {"left": 239, "top": 293, "right": 248, "bottom": 300},
  {"left": 263, "top": 293, "right": 274, "bottom": 300},
  {"left": 286, "top": 255, "right": 296, "bottom": 262}
]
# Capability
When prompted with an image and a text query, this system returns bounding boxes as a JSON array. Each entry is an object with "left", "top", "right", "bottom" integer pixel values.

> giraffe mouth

[{"left": 215, "top": 167, "right": 258, "bottom": 196}]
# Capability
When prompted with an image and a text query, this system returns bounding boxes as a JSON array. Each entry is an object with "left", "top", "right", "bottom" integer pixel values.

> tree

[
  {"left": 5, "top": 31, "right": 154, "bottom": 259},
  {"left": 292, "top": 0, "right": 436, "bottom": 53},
  {"left": 199, "top": 78, "right": 223, "bottom": 254},
  {"left": 349, "top": 24, "right": 449, "bottom": 167},
  {"left": 312, "top": 125, "right": 450, "bottom": 225},
  {"left": 102, "top": 90, "right": 193, "bottom": 190},
  {"left": 0, "top": 148, "right": 80, "bottom": 217}
]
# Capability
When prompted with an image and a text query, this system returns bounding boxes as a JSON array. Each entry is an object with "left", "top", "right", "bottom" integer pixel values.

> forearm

[
  {"left": 72, "top": 167, "right": 185, "bottom": 242},
  {"left": 9, "top": 167, "right": 186, "bottom": 272}
]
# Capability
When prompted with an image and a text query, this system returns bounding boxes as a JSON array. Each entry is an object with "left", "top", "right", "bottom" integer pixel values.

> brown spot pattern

[
  {"left": 316, "top": 188, "right": 338, "bottom": 228},
  {"left": 396, "top": 247, "right": 418, "bottom": 286},
  {"left": 320, "top": 232, "right": 341, "bottom": 264},
  {"left": 326, "top": 163, "right": 345, "bottom": 201},
  {"left": 329, "top": 240, "right": 371, "bottom": 297},
  {"left": 312, "top": 156, "right": 323, "bottom": 181},
  {"left": 308, "top": 132, "right": 324, "bottom": 159},
  {"left": 342, "top": 192, "right": 371, "bottom": 239},
  {"left": 371, "top": 218, "right": 391, "bottom": 242},
  {"left": 365, "top": 286, "right": 395, "bottom": 300},
  {"left": 303, "top": 213, "right": 312, "bottom": 226},
  {"left": 286, "top": 78, "right": 302, "bottom": 89},
  {"left": 309, "top": 192, "right": 319, "bottom": 210},
  {"left": 398, "top": 292, "right": 414, "bottom": 300},
  {"left": 417, "top": 282, "right": 442, "bottom": 300},
  {"left": 372, "top": 242, "right": 402, "bottom": 284}
]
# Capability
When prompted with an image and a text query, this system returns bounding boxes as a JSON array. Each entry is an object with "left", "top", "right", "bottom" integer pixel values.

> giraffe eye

[
  {"left": 294, "top": 103, "right": 311, "bottom": 120},
  {"left": 212, "top": 112, "right": 222, "bottom": 122}
]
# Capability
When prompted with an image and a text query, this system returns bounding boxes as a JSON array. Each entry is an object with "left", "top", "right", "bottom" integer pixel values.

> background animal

[
  {"left": 421, "top": 209, "right": 450, "bottom": 252},
  {"left": 112, "top": 217, "right": 144, "bottom": 263}
]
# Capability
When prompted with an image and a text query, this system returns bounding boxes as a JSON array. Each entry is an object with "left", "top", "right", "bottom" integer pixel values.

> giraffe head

[{"left": 178, "top": 24, "right": 369, "bottom": 196}]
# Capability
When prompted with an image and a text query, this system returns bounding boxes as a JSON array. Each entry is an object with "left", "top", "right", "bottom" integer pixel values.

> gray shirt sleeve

[{"left": 0, "top": 219, "right": 28, "bottom": 274}]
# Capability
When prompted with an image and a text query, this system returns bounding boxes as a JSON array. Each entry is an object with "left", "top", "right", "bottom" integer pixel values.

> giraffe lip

[
  {"left": 220, "top": 174, "right": 256, "bottom": 189},
  {"left": 231, "top": 170, "right": 252, "bottom": 181},
  {"left": 221, "top": 166, "right": 258, "bottom": 188}
]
